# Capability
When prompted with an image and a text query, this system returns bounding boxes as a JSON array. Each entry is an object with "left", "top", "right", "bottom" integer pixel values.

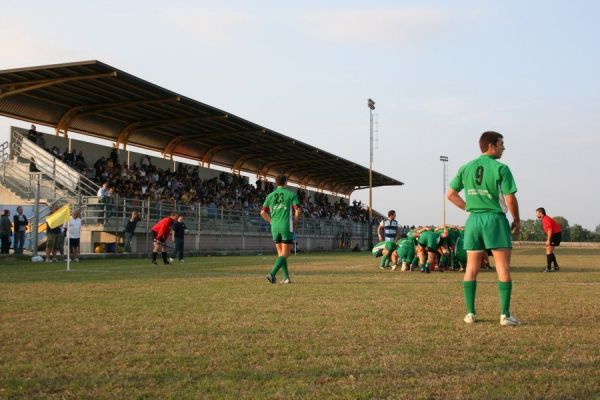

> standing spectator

[
  {"left": 536, "top": 207, "right": 562, "bottom": 272},
  {"left": 29, "top": 157, "right": 40, "bottom": 173},
  {"left": 45, "top": 207, "right": 63, "bottom": 262},
  {"left": 123, "top": 211, "right": 141, "bottom": 253},
  {"left": 447, "top": 131, "right": 521, "bottom": 326},
  {"left": 172, "top": 215, "right": 188, "bottom": 262},
  {"left": 65, "top": 210, "right": 82, "bottom": 262},
  {"left": 13, "top": 206, "right": 28, "bottom": 255},
  {"left": 97, "top": 182, "right": 109, "bottom": 223},
  {"left": 27, "top": 124, "right": 38, "bottom": 143},
  {"left": 0, "top": 210, "right": 12, "bottom": 254}
]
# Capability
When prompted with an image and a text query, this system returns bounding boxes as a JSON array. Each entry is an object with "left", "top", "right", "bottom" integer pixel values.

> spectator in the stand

[
  {"left": 106, "top": 188, "right": 116, "bottom": 220},
  {"left": 27, "top": 124, "right": 38, "bottom": 143},
  {"left": 97, "top": 182, "right": 109, "bottom": 223},
  {"left": 29, "top": 157, "right": 40, "bottom": 173},
  {"left": 13, "top": 206, "right": 28, "bottom": 255},
  {"left": 37, "top": 131, "right": 46, "bottom": 149},
  {"left": 63, "top": 148, "right": 77, "bottom": 167},
  {"left": 51, "top": 146, "right": 62, "bottom": 160},
  {"left": 109, "top": 147, "right": 119, "bottom": 165},
  {"left": 123, "top": 211, "right": 141, "bottom": 253},
  {"left": 75, "top": 151, "right": 87, "bottom": 171},
  {"left": 0, "top": 210, "right": 12, "bottom": 254}
]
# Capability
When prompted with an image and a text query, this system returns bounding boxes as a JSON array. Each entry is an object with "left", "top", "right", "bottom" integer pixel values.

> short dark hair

[
  {"left": 479, "top": 131, "right": 503, "bottom": 152},
  {"left": 276, "top": 175, "right": 287, "bottom": 186},
  {"left": 388, "top": 210, "right": 396, "bottom": 217},
  {"left": 536, "top": 207, "right": 546, "bottom": 216}
]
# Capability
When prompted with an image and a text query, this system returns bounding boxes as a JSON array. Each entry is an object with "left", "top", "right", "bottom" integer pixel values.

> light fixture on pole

[
  {"left": 368, "top": 98, "right": 375, "bottom": 249},
  {"left": 440, "top": 155, "right": 448, "bottom": 225}
]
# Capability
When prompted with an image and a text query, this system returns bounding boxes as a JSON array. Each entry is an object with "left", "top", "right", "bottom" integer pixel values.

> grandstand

[{"left": 0, "top": 61, "right": 403, "bottom": 255}]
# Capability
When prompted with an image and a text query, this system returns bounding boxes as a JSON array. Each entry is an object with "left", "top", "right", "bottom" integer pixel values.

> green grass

[{"left": 1, "top": 247, "right": 599, "bottom": 399}]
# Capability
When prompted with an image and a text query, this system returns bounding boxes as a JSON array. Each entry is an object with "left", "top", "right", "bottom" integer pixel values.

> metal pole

[
  {"left": 367, "top": 98, "right": 375, "bottom": 249},
  {"left": 440, "top": 156, "right": 448, "bottom": 226},
  {"left": 32, "top": 173, "right": 40, "bottom": 258}
]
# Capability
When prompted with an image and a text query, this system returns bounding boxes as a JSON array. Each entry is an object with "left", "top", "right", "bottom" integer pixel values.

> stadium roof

[{"left": 0, "top": 60, "right": 403, "bottom": 195}]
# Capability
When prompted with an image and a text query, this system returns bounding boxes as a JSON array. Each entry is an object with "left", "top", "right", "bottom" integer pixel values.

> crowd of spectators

[
  {"left": 90, "top": 150, "right": 379, "bottom": 223},
  {"left": 24, "top": 126, "right": 380, "bottom": 223}
]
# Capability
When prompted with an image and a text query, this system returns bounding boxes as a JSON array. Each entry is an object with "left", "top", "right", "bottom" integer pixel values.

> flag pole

[{"left": 66, "top": 219, "right": 71, "bottom": 272}]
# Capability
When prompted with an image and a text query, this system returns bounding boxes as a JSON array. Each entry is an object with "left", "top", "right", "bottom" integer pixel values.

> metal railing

[
  {"left": 78, "top": 196, "right": 375, "bottom": 249},
  {"left": 10, "top": 130, "right": 99, "bottom": 197}
]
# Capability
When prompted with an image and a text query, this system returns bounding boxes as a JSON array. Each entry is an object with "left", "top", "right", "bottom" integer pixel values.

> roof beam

[
  {"left": 56, "top": 96, "right": 180, "bottom": 138},
  {"left": 0, "top": 71, "right": 117, "bottom": 100},
  {"left": 117, "top": 114, "right": 229, "bottom": 149},
  {"left": 202, "top": 138, "right": 289, "bottom": 166}
]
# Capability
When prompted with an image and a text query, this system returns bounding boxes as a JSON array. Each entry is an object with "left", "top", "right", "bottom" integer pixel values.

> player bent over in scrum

[{"left": 372, "top": 240, "right": 399, "bottom": 270}]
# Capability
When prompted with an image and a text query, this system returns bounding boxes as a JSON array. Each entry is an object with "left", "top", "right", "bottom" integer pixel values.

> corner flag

[{"left": 46, "top": 204, "right": 70, "bottom": 229}]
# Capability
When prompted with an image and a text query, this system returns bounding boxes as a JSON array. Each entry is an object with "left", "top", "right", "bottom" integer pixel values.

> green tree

[
  {"left": 519, "top": 219, "right": 544, "bottom": 241},
  {"left": 553, "top": 216, "right": 570, "bottom": 241},
  {"left": 569, "top": 224, "right": 590, "bottom": 242}
]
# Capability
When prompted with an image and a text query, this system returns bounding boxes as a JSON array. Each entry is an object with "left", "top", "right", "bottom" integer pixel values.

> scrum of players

[{"left": 372, "top": 225, "right": 493, "bottom": 273}]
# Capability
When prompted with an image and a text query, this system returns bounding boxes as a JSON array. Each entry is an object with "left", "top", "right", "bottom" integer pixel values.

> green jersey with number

[
  {"left": 262, "top": 187, "right": 300, "bottom": 233},
  {"left": 449, "top": 155, "right": 517, "bottom": 213}
]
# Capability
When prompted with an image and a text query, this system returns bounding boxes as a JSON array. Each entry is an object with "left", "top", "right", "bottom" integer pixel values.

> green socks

[
  {"left": 463, "top": 281, "right": 477, "bottom": 315},
  {"left": 498, "top": 281, "right": 512, "bottom": 317},
  {"left": 281, "top": 258, "right": 289, "bottom": 280},
  {"left": 270, "top": 256, "right": 285, "bottom": 277},
  {"left": 439, "top": 255, "right": 448, "bottom": 267},
  {"left": 380, "top": 255, "right": 389, "bottom": 268}
]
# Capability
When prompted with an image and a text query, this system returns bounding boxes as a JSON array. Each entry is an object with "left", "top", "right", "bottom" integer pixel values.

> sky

[{"left": 1, "top": 0, "right": 599, "bottom": 229}]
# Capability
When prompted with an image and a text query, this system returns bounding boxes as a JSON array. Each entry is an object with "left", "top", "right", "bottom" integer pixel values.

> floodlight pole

[
  {"left": 368, "top": 98, "right": 375, "bottom": 249},
  {"left": 440, "top": 155, "right": 448, "bottom": 226}
]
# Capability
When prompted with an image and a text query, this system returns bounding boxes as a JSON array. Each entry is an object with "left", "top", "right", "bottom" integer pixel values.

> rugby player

[
  {"left": 261, "top": 175, "right": 301, "bottom": 284},
  {"left": 447, "top": 131, "right": 522, "bottom": 326}
]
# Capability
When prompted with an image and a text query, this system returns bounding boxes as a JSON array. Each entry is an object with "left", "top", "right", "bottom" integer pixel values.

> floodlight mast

[
  {"left": 440, "top": 155, "right": 448, "bottom": 226},
  {"left": 368, "top": 98, "right": 375, "bottom": 249}
]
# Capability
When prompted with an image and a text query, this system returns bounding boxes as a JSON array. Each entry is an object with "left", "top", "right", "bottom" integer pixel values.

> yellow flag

[{"left": 46, "top": 204, "right": 70, "bottom": 229}]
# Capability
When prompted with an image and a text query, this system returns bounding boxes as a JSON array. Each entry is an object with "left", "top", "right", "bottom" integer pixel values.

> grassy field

[{"left": 1, "top": 247, "right": 599, "bottom": 399}]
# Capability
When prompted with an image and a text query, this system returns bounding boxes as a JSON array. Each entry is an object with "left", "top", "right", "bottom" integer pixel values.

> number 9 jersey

[{"left": 449, "top": 154, "right": 517, "bottom": 214}]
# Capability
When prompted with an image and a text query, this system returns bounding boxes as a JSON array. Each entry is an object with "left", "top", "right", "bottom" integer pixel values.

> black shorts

[
  {"left": 550, "top": 232, "right": 562, "bottom": 247},
  {"left": 69, "top": 238, "right": 80, "bottom": 248}
]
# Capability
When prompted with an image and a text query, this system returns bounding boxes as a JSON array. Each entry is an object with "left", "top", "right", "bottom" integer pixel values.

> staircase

[{"left": 1, "top": 131, "right": 102, "bottom": 253}]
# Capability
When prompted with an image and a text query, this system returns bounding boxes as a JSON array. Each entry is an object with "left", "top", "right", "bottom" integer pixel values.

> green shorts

[
  {"left": 464, "top": 212, "right": 512, "bottom": 251},
  {"left": 418, "top": 236, "right": 439, "bottom": 252},
  {"left": 396, "top": 245, "right": 415, "bottom": 262},
  {"left": 372, "top": 241, "right": 396, "bottom": 256},
  {"left": 272, "top": 229, "right": 294, "bottom": 244}
]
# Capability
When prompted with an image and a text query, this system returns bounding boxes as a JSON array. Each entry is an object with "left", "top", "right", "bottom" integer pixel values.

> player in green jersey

[
  {"left": 395, "top": 234, "right": 416, "bottom": 271},
  {"left": 372, "top": 240, "right": 399, "bottom": 270},
  {"left": 415, "top": 226, "right": 447, "bottom": 273},
  {"left": 447, "top": 131, "right": 522, "bottom": 326},
  {"left": 261, "top": 175, "right": 301, "bottom": 284}
]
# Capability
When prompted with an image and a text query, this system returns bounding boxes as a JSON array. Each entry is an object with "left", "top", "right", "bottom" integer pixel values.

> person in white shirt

[{"left": 64, "top": 209, "right": 82, "bottom": 262}]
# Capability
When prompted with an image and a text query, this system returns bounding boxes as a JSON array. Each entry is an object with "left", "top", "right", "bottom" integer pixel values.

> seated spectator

[{"left": 27, "top": 124, "right": 38, "bottom": 143}]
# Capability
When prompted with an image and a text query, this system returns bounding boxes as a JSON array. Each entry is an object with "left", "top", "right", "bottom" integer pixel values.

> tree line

[{"left": 518, "top": 217, "right": 600, "bottom": 242}]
